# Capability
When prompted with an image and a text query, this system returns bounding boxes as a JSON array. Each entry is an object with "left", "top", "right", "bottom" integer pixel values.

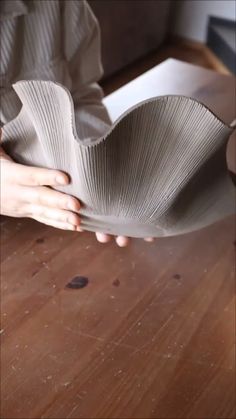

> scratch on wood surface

[
  {"left": 66, "top": 404, "right": 80, "bottom": 418},
  {"left": 132, "top": 314, "right": 174, "bottom": 354}
]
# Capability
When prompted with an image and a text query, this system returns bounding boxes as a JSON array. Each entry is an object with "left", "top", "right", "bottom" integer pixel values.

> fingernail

[
  {"left": 56, "top": 175, "right": 67, "bottom": 185},
  {"left": 96, "top": 232, "right": 111, "bottom": 243},
  {"left": 67, "top": 201, "right": 74, "bottom": 210},
  {"left": 116, "top": 236, "right": 129, "bottom": 247}
]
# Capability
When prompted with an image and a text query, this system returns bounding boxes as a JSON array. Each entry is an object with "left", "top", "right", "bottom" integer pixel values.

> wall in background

[
  {"left": 170, "top": 0, "right": 235, "bottom": 43},
  {"left": 89, "top": 0, "right": 171, "bottom": 78}
]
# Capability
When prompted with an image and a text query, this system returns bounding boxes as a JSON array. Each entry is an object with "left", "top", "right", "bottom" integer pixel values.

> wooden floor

[{"left": 1, "top": 57, "right": 235, "bottom": 418}]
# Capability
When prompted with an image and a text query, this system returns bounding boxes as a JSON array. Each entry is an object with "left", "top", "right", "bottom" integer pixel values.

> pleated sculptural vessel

[{"left": 2, "top": 81, "right": 235, "bottom": 237}]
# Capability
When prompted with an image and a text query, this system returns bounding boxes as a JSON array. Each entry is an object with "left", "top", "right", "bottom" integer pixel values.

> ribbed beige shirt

[{"left": 0, "top": 0, "right": 111, "bottom": 139}]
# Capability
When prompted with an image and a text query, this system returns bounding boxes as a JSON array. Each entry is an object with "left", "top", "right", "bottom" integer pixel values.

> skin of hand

[
  {"left": 0, "top": 146, "right": 81, "bottom": 231},
  {"left": 0, "top": 130, "right": 153, "bottom": 246}
]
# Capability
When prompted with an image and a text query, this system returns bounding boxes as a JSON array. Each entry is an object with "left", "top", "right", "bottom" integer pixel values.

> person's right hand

[{"left": 0, "top": 147, "right": 81, "bottom": 231}]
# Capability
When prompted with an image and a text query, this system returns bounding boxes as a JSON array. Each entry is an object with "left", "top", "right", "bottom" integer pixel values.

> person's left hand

[{"left": 0, "top": 129, "right": 154, "bottom": 247}]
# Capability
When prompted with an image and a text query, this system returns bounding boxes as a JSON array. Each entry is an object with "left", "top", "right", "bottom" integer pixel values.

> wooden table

[{"left": 1, "top": 59, "right": 235, "bottom": 419}]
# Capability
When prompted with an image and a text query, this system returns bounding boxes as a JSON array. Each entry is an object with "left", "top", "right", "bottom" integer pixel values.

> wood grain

[{"left": 1, "top": 59, "right": 235, "bottom": 419}]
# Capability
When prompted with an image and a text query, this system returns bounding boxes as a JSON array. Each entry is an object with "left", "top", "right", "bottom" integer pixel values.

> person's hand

[
  {"left": 95, "top": 232, "right": 154, "bottom": 247},
  {"left": 0, "top": 131, "right": 154, "bottom": 245},
  {"left": 0, "top": 148, "right": 81, "bottom": 231},
  {"left": 0, "top": 150, "right": 154, "bottom": 245}
]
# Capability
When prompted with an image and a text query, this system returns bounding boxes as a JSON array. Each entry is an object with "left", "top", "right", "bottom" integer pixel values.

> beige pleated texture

[{"left": 2, "top": 80, "right": 235, "bottom": 238}]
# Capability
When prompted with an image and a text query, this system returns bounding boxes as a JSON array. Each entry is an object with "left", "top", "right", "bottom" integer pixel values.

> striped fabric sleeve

[{"left": 62, "top": 0, "right": 112, "bottom": 141}]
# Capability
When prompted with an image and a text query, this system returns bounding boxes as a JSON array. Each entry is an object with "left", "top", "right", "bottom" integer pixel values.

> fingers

[
  {"left": 29, "top": 206, "right": 80, "bottom": 227},
  {"left": 95, "top": 232, "right": 112, "bottom": 243},
  {"left": 21, "top": 186, "right": 80, "bottom": 212},
  {"left": 115, "top": 236, "right": 154, "bottom": 246},
  {"left": 33, "top": 216, "right": 77, "bottom": 231},
  {"left": 11, "top": 164, "right": 69, "bottom": 187},
  {"left": 144, "top": 237, "right": 154, "bottom": 242},
  {"left": 115, "top": 236, "right": 130, "bottom": 247},
  {"left": 76, "top": 226, "right": 84, "bottom": 232},
  {"left": 95, "top": 233, "right": 154, "bottom": 246},
  {"left": 95, "top": 233, "right": 129, "bottom": 247}
]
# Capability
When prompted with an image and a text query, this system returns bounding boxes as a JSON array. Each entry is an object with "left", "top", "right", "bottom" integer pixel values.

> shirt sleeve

[{"left": 62, "top": 0, "right": 112, "bottom": 141}]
